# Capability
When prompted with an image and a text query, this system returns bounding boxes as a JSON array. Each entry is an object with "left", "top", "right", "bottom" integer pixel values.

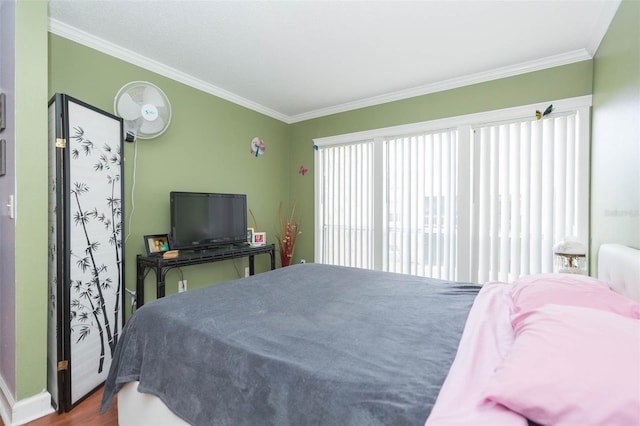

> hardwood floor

[{"left": 1, "top": 386, "right": 117, "bottom": 426}]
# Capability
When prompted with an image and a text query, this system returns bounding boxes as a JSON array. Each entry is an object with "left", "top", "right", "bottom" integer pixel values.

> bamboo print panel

[{"left": 66, "top": 100, "right": 123, "bottom": 404}]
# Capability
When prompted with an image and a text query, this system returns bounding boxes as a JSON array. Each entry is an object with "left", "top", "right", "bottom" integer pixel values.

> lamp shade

[{"left": 553, "top": 239, "right": 587, "bottom": 274}]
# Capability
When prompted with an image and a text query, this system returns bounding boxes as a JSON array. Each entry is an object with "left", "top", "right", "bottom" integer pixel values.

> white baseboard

[{"left": 0, "top": 376, "right": 53, "bottom": 426}]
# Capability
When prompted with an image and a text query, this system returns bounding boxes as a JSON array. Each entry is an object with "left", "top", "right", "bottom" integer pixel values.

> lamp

[{"left": 553, "top": 239, "right": 587, "bottom": 274}]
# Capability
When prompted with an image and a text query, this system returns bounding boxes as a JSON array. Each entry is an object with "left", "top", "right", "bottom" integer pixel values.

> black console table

[{"left": 136, "top": 243, "right": 276, "bottom": 308}]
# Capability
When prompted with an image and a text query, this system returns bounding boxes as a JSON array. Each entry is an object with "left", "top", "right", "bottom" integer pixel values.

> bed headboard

[{"left": 598, "top": 244, "right": 640, "bottom": 303}]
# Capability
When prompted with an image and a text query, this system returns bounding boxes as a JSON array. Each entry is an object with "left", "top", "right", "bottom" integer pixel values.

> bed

[{"left": 101, "top": 244, "right": 640, "bottom": 425}]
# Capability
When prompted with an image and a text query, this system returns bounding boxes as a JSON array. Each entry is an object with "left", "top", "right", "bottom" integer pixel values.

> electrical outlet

[
  {"left": 300, "top": 259, "right": 306, "bottom": 264},
  {"left": 244, "top": 267, "right": 250, "bottom": 277},
  {"left": 178, "top": 280, "right": 187, "bottom": 293}
]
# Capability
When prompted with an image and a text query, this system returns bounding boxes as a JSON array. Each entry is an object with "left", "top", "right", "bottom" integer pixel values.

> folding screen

[{"left": 47, "top": 93, "right": 124, "bottom": 412}]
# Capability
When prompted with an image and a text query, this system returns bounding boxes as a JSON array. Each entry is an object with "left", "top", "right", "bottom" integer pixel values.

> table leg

[
  {"left": 157, "top": 267, "right": 167, "bottom": 299},
  {"left": 249, "top": 255, "right": 255, "bottom": 275},
  {"left": 270, "top": 248, "right": 276, "bottom": 270},
  {"left": 136, "top": 259, "right": 145, "bottom": 309}
]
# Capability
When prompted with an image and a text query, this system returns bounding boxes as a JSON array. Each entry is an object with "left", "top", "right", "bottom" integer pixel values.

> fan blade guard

[
  {"left": 116, "top": 92, "right": 142, "bottom": 121},
  {"left": 114, "top": 81, "right": 172, "bottom": 141},
  {"left": 142, "top": 85, "right": 165, "bottom": 107},
  {"left": 139, "top": 116, "right": 166, "bottom": 136}
]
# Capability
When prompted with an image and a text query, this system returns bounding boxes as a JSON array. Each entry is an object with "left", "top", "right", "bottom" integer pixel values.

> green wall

[
  {"left": 15, "top": 0, "right": 48, "bottom": 400},
  {"left": 49, "top": 35, "right": 290, "bottom": 311},
  {"left": 289, "top": 61, "right": 594, "bottom": 263},
  {"left": 591, "top": 0, "right": 640, "bottom": 268}
]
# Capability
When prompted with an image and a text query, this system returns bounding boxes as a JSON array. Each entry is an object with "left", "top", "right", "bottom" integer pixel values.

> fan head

[{"left": 114, "top": 81, "right": 172, "bottom": 142}]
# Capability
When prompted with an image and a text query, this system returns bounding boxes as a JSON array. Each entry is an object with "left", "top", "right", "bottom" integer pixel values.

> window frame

[{"left": 313, "top": 95, "right": 591, "bottom": 281}]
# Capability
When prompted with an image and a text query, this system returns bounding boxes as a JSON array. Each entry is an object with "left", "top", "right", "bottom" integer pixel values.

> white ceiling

[{"left": 48, "top": 0, "right": 620, "bottom": 124}]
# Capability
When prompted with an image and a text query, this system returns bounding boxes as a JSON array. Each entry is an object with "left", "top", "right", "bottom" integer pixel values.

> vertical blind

[
  {"left": 316, "top": 140, "right": 375, "bottom": 268},
  {"left": 385, "top": 130, "right": 458, "bottom": 279},
  {"left": 314, "top": 99, "right": 590, "bottom": 283},
  {"left": 471, "top": 112, "right": 585, "bottom": 283}
]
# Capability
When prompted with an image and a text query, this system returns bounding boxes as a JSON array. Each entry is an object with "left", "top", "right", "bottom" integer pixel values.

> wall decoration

[
  {"left": 250, "top": 137, "right": 265, "bottom": 157},
  {"left": 536, "top": 104, "right": 553, "bottom": 120},
  {"left": 299, "top": 165, "right": 308, "bottom": 176}
]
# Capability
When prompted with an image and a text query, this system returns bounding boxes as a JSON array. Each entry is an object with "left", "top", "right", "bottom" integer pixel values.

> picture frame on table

[
  {"left": 144, "top": 234, "right": 171, "bottom": 255},
  {"left": 252, "top": 232, "right": 266, "bottom": 246},
  {"left": 247, "top": 228, "right": 254, "bottom": 244}
]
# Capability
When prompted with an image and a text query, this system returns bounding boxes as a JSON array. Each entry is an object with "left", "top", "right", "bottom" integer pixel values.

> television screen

[{"left": 170, "top": 191, "right": 247, "bottom": 250}]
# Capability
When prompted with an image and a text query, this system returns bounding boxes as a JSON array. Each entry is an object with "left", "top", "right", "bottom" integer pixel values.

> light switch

[{"left": 7, "top": 194, "right": 14, "bottom": 219}]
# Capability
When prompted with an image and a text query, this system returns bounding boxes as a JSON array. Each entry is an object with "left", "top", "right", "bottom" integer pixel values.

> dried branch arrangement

[{"left": 276, "top": 201, "right": 301, "bottom": 267}]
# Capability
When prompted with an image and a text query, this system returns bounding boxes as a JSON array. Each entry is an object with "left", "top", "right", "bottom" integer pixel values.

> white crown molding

[
  {"left": 290, "top": 49, "right": 592, "bottom": 123},
  {"left": 585, "top": 0, "right": 621, "bottom": 55},
  {"left": 313, "top": 95, "right": 593, "bottom": 147},
  {"left": 50, "top": 18, "right": 593, "bottom": 125},
  {"left": 48, "top": 19, "right": 290, "bottom": 123}
]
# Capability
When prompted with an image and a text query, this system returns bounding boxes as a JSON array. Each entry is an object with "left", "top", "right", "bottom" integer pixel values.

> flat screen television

[{"left": 170, "top": 191, "right": 247, "bottom": 250}]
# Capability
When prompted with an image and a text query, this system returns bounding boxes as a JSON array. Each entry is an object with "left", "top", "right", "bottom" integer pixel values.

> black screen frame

[{"left": 169, "top": 191, "right": 248, "bottom": 250}]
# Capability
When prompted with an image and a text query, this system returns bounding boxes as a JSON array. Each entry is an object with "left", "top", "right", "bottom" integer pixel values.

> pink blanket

[
  {"left": 427, "top": 275, "right": 640, "bottom": 425},
  {"left": 425, "top": 282, "right": 527, "bottom": 425}
]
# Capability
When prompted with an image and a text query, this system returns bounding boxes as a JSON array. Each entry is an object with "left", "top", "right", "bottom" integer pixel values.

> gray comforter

[{"left": 101, "top": 263, "right": 479, "bottom": 425}]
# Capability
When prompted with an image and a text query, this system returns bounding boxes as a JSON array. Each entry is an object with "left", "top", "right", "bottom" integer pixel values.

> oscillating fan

[{"left": 114, "top": 81, "right": 172, "bottom": 142}]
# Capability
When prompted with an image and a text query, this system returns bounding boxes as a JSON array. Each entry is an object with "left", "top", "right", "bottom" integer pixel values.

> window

[
  {"left": 470, "top": 111, "right": 589, "bottom": 283},
  {"left": 314, "top": 96, "right": 591, "bottom": 283},
  {"left": 385, "top": 129, "right": 458, "bottom": 279},
  {"left": 315, "top": 140, "right": 375, "bottom": 268}
]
